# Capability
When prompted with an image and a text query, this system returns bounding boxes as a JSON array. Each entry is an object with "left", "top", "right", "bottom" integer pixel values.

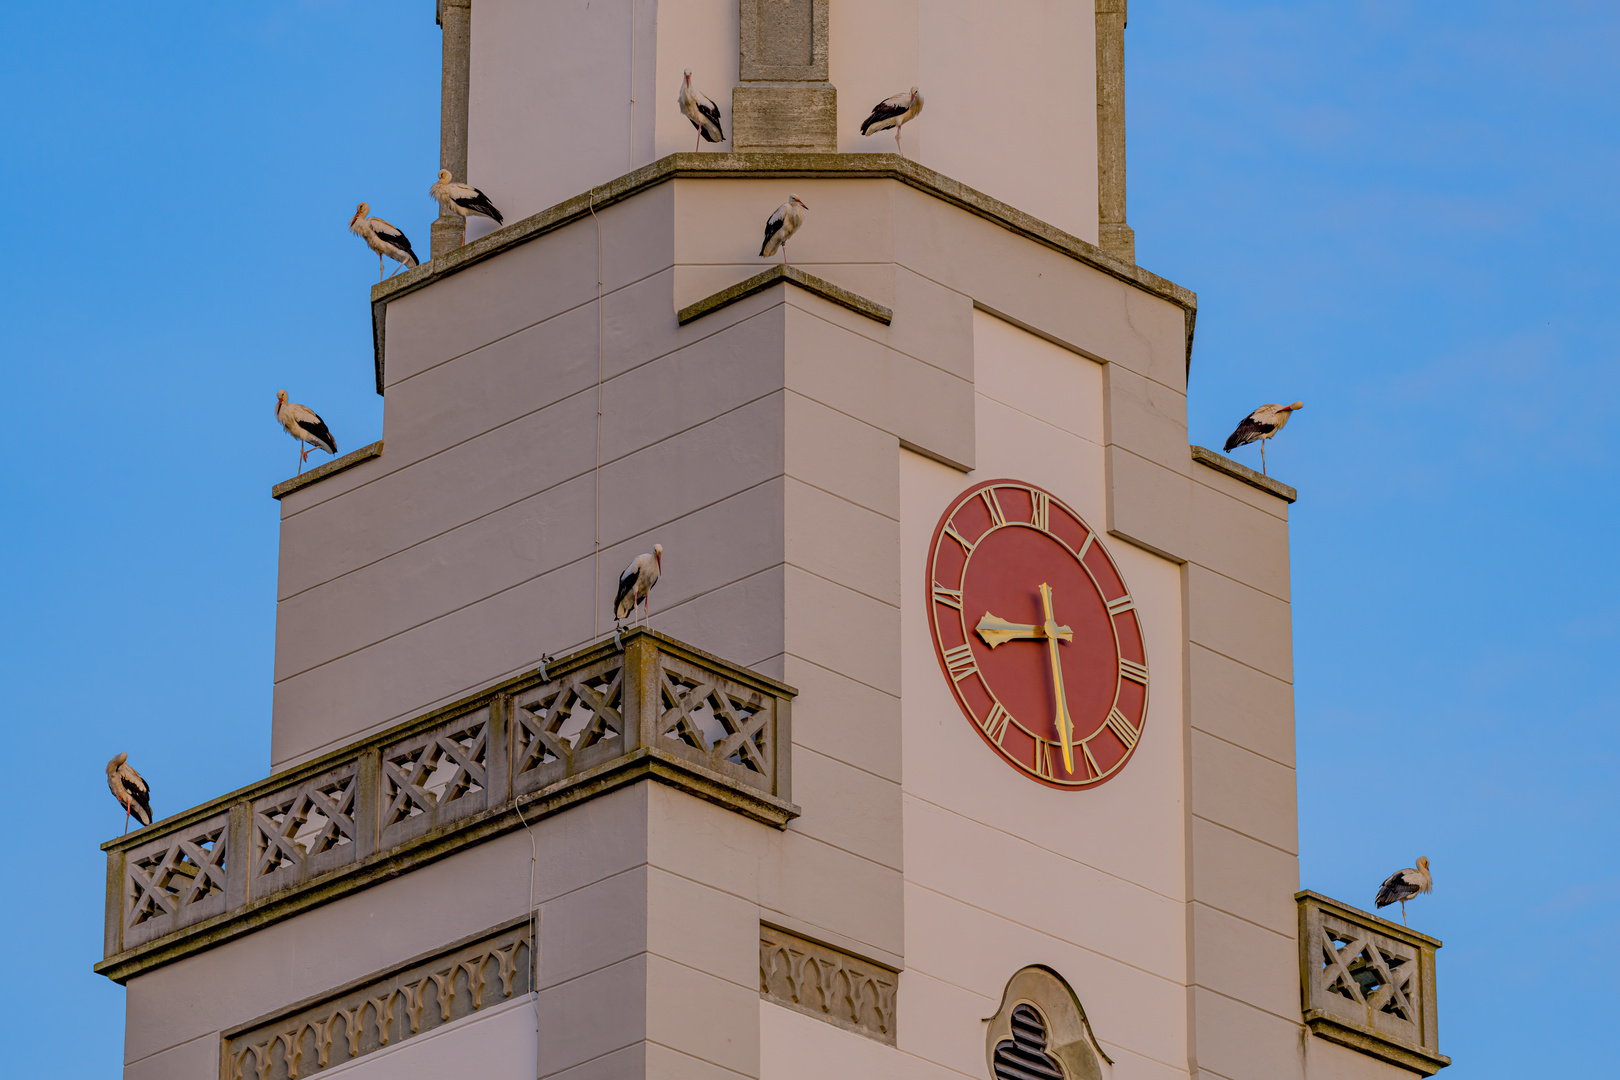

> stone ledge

[
  {"left": 271, "top": 440, "right": 383, "bottom": 500},
  {"left": 1304, "top": 1013, "right": 1451, "bottom": 1076},
  {"left": 1191, "top": 445, "right": 1297, "bottom": 503},
  {"left": 370, "top": 153, "right": 1198, "bottom": 393},
  {"left": 678, "top": 264, "right": 892, "bottom": 326}
]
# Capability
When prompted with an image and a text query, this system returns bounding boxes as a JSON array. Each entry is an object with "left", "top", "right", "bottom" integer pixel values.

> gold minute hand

[{"left": 1038, "top": 583, "right": 1076, "bottom": 775}]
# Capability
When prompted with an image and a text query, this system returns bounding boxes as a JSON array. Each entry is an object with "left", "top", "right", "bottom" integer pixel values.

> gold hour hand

[{"left": 976, "top": 612, "right": 1072, "bottom": 648}]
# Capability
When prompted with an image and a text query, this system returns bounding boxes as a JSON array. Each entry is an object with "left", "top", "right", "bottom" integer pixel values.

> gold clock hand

[
  {"left": 1038, "top": 583, "right": 1076, "bottom": 775},
  {"left": 976, "top": 611, "right": 1072, "bottom": 648}
]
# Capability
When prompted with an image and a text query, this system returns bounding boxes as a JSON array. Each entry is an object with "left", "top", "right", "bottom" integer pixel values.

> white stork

[
  {"left": 678, "top": 69, "right": 725, "bottom": 151},
  {"left": 348, "top": 202, "right": 419, "bottom": 280},
  {"left": 859, "top": 87, "right": 923, "bottom": 158},
  {"left": 107, "top": 752, "right": 153, "bottom": 834},
  {"left": 760, "top": 195, "right": 808, "bottom": 263},
  {"left": 614, "top": 544, "right": 663, "bottom": 629},
  {"left": 428, "top": 170, "right": 505, "bottom": 226},
  {"left": 275, "top": 389, "right": 338, "bottom": 475},
  {"left": 1375, "top": 856, "right": 1432, "bottom": 925},
  {"left": 1222, "top": 401, "right": 1303, "bottom": 476}
]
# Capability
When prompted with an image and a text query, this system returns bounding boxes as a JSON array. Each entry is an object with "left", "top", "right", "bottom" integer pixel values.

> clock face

[{"left": 927, "top": 480, "right": 1148, "bottom": 789}]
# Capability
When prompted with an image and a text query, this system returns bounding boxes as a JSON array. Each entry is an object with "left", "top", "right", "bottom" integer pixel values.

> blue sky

[{"left": 0, "top": 3, "right": 1612, "bottom": 1076}]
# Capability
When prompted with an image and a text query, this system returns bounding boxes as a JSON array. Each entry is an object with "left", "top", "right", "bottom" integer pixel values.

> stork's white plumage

[
  {"left": 614, "top": 544, "right": 663, "bottom": 627},
  {"left": 859, "top": 87, "right": 923, "bottom": 158},
  {"left": 107, "top": 752, "right": 153, "bottom": 835},
  {"left": 1375, "top": 856, "right": 1432, "bottom": 925},
  {"left": 760, "top": 195, "right": 808, "bottom": 262},
  {"left": 276, "top": 389, "right": 338, "bottom": 475},
  {"left": 678, "top": 69, "right": 725, "bottom": 151},
  {"left": 1222, "top": 400, "right": 1303, "bottom": 476},
  {"left": 348, "top": 202, "right": 419, "bottom": 280},
  {"left": 429, "top": 170, "right": 504, "bottom": 225}
]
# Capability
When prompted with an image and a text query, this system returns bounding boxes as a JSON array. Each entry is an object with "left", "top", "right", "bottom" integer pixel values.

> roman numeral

[
  {"left": 1034, "top": 739, "right": 1056, "bottom": 779},
  {"left": 1106, "top": 595, "right": 1135, "bottom": 616},
  {"left": 932, "top": 583, "right": 963, "bottom": 610},
  {"left": 942, "top": 643, "right": 978, "bottom": 682},
  {"left": 1076, "top": 531, "right": 1095, "bottom": 560},
  {"left": 1105, "top": 708, "right": 1139, "bottom": 749},
  {"left": 1081, "top": 740, "right": 1101, "bottom": 778},
  {"left": 981, "top": 702, "right": 1011, "bottom": 743},
  {"left": 982, "top": 489, "right": 1007, "bottom": 527},
  {"left": 943, "top": 523, "right": 976, "bottom": 554},
  {"left": 1119, "top": 657, "right": 1149, "bottom": 684},
  {"left": 1031, "top": 491, "right": 1050, "bottom": 531}
]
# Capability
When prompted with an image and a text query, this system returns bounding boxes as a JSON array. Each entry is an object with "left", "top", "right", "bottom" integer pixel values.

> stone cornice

[
  {"left": 270, "top": 440, "right": 383, "bottom": 501},
  {"left": 369, "top": 153, "right": 1198, "bottom": 393},
  {"left": 677, "top": 264, "right": 892, "bottom": 326},
  {"left": 1191, "top": 445, "right": 1298, "bottom": 503}
]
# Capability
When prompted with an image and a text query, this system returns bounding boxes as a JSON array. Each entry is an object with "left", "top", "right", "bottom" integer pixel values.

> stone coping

[
  {"left": 1191, "top": 445, "right": 1298, "bottom": 503},
  {"left": 677, "top": 264, "right": 893, "bottom": 326},
  {"left": 1294, "top": 890, "right": 1442, "bottom": 950},
  {"left": 270, "top": 440, "right": 383, "bottom": 501},
  {"left": 369, "top": 152, "right": 1198, "bottom": 393}
]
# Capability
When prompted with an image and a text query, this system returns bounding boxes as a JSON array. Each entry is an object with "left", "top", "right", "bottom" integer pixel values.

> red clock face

[{"left": 927, "top": 480, "right": 1148, "bottom": 789}]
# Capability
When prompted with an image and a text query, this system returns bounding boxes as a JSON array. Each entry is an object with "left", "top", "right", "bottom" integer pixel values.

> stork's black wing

[
  {"left": 614, "top": 566, "right": 639, "bottom": 616},
  {"left": 1223, "top": 416, "right": 1275, "bottom": 452},
  {"left": 696, "top": 98, "right": 724, "bottom": 141},
  {"left": 301, "top": 413, "right": 338, "bottom": 455},
  {"left": 454, "top": 188, "right": 504, "bottom": 225},
  {"left": 1374, "top": 870, "right": 1415, "bottom": 908},
  {"left": 860, "top": 99, "right": 910, "bottom": 135},
  {"left": 378, "top": 224, "right": 418, "bottom": 266},
  {"left": 760, "top": 213, "right": 785, "bottom": 256}
]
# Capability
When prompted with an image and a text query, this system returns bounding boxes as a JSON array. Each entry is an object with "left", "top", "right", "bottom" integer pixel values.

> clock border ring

[{"left": 926, "top": 478, "right": 1149, "bottom": 790}]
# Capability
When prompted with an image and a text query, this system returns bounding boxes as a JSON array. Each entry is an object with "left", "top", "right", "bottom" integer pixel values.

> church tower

[{"left": 98, "top": 4, "right": 1448, "bottom": 1079}]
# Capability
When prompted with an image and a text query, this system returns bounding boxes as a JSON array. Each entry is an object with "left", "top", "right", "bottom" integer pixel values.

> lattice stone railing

[
  {"left": 1297, "top": 891, "right": 1450, "bottom": 1075},
  {"left": 98, "top": 631, "right": 795, "bottom": 983}
]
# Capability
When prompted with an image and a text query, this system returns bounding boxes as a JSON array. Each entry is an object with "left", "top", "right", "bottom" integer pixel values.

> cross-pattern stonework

[
  {"left": 512, "top": 662, "right": 624, "bottom": 796},
  {"left": 1297, "top": 891, "right": 1449, "bottom": 1075},
  {"left": 122, "top": 812, "right": 229, "bottom": 948},
  {"left": 380, "top": 712, "right": 489, "bottom": 847},
  {"left": 252, "top": 764, "right": 359, "bottom": 896},
  {"left": 223, "top": 920, "right": 531, "bottom": 1080},
  {"left": 656, "top": 652, "right": 780, "bottom": 792},
  {"left": 759, "top": 924, "right": 897, "bottom": 1044}
]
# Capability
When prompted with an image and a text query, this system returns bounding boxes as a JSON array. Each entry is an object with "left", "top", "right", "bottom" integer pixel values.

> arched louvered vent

[{"left": 992, "top": 1003, "right": 1066, "bottom": 1080}]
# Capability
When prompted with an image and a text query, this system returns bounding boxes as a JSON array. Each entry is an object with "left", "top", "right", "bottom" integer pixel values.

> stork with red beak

[
  {"left": 275, "top": 390, "right": 338, "bottom": 475},
  {"left": 106, "top": 753, "right": 153, "bottom": 835},
  {"left": 678, "top": 69, "right": 725, "bottom": 151},
  {"left": 348, "top": 202, "right": 418, "bottom": 281}
]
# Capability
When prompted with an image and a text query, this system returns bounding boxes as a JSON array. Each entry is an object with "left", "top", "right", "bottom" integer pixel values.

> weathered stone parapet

[
  {"left": 95, "top": 630, "right": 797, "bottom": 984},
  {"left": 1297, "top": 890, "right": 1450, "bottom": 1075},
  {"left": 733, "top": 0, "right": 836, "bottom": 152},
  {"left": 430, "top": 0, "right": 472, "bottom": 259},
  {"left": 1095, "top": 0, "right": 1134, "bottom": 263}
]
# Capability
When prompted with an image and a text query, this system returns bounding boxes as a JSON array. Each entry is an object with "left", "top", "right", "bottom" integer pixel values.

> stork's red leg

[{"left": 123, "top": 803, "right": 130, "bottom": 835}]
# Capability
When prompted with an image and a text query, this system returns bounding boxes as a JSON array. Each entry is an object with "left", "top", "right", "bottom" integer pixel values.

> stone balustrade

[
  {"left": 97, "top": 630, "right": 796, "bottom": 984},
  {"left": 1297, "top": 890, "right": 1450, "bottom": 1075}
]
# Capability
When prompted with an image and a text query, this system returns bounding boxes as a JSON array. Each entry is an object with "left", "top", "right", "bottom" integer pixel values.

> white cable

[{"left": 514, "top": 797, "right": 541, "bottom": 1075}]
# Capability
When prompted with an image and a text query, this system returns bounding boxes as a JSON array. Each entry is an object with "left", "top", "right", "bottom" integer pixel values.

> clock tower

[{"left": 99, "top": 4, "right": 1446, "bottom": 1080}]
